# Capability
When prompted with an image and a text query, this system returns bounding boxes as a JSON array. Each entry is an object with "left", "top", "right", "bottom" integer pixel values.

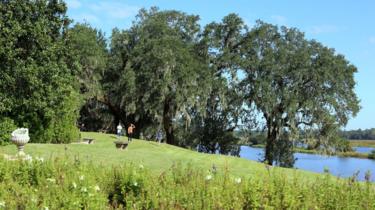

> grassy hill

[
  {"left": 1, "top": 132, "right": 374, "bottom": 209},
  {"left": 0, "top": 132, "right": 314, "bottom": 179}
]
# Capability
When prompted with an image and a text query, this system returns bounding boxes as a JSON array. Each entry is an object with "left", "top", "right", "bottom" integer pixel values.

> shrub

[
  {"left": 0, "top": 118, "right": 17, "bottom": 145},
  {"left": 369, "top": 150, "right": 375, "bottom": 159}
]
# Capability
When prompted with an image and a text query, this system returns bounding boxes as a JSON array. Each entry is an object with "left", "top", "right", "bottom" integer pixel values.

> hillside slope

[{"left": 1, "top": 132, "right": 316, "bottom": 179}]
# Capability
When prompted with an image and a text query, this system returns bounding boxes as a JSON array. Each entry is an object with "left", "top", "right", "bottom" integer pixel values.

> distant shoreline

[{"left": 248, "top": 144, "right": 375, "bottom": 160}]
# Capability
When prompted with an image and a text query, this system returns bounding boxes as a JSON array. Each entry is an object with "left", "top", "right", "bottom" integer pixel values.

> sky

[{"left": 65, "top": 0, "right": 375, "bottom": 130}]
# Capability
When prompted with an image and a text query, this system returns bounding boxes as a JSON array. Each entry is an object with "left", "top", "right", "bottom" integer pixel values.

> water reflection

[{"left": 240, "top": 146, "right": 375, "bottom": 181}]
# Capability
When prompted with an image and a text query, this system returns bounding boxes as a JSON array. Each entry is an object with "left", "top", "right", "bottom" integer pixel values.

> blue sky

[{"left": 66, "top": 0, "right": 375, "bottom": 130}]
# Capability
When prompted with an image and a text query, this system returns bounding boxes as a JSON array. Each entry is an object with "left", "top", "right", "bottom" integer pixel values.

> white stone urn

[{"left": 11, "top": 128, "right": 30, "bottom": 156}]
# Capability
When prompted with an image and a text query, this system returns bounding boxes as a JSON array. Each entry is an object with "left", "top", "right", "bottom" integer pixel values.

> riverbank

[{"left": 251, "top": 144, "right": 375, "bottom": 159}]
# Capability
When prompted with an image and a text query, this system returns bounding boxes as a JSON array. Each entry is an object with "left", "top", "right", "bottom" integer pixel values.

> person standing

[
  {"left": 156, "top": 129, "right": 163, "bottom": 144},
  {"left": 127, "top": 123, "right": 136, "bottom": 142},
  {"left": 116, "top": 124, "right": 123, "bottom": 139}
]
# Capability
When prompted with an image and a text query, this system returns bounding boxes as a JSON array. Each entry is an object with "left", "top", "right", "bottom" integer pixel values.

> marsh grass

[{"left": 349, "top": 140, "right": 375, "bottom": 148}]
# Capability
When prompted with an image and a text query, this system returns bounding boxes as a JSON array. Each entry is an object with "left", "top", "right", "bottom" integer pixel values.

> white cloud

[
  {"left": 271, "top": 15, "right": 287, "bottom": 25},
  {"left": 308, "top": 25, "right": 339, "bottom": 35},
  {"left": 369, "top": 37, "right": 375, "bottom": 44},
  {"left": 66, "top": 0, "right": 81, "bottom": 9},
  {"left": 89, "top": 2, "right": 139, "bottom": 19}
]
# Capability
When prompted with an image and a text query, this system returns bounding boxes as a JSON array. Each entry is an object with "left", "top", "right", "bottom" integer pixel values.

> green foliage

[
  {"left": 0, "top": 0, "right": 80, "bottom": 143},
  {"left": 185, "top": 14, "right": 250, "bottom": 154},
  {"left": 65, "top": 23, "right": 110, "bottom": 132},
  {"left": 241, "top": 21, "right": 360, "bottom": 166},
  {"left": 0, "top": 157, "right": 374, "bottom": 209},
  {"left": 369, "top": 150, "right": 375, "bottom": 159},
  {"left": 0, "top": 118, "right": 16, "bottom": 145},
  {"left": 100, "top": 8, "right": 212, "bottom": 143},
  {"left": 332, "top": 137, "right": 353, "bottom": 153},
  {"left": 340, "top": 128, "right": 375, "bottom": 140},
  {"left": 66, "top": 23, "right": 107, "bottom": 98}
]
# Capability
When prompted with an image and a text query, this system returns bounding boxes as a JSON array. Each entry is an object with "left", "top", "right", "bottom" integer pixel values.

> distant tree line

[
  {"left": 339, "top": 128, "right": 375, "bottom": 140},
  {"left": 0, "top": 1, "right": 360, "bottom": 167}
]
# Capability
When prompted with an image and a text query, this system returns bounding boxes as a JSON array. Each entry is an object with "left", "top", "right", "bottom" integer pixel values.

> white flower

[
  {"left": 0, "top": 201, "right": 5, "bottom": 207},
  {"left": 72, "top": 182, "right": 77, "bottom": 189},
  {"left": 133, "top": 182, "right": 138, "bottom": 186},
  {"left": 26, "top": 156, "right": 33, "bottom": 163},
  {"left": 234, "top": 177, "right": 242, "bottom": 184},
  {"left": 81, "top": 187, "right": 87, "bottom": 193},
  {"left": 44, "top": 207, "right": 49, "bottom": 210},
  {"left": 94, "top": 185, "right": 100, "bottom": 191},
  {"left": 139, "top": 164, "right": 144, "bottom": 169},
  {"left": 46, "top": 178, "right": 56, "bottom": 183},
  {"left": 36, "top": 157, "right": 44, "bottom": 162},
  {"left": 79, "top": 175, "right": 84, "bottom": 181},
  {"left": 205, "top": 175, "right": 212, "bottom": 181}
]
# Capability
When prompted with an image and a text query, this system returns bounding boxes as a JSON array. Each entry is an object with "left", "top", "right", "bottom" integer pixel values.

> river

[
  {"left": 353, "top": 146, "right": 375, "bottom": 154},
  {"left": 240, "top": 146, "right": 375, "bottom": 181}
]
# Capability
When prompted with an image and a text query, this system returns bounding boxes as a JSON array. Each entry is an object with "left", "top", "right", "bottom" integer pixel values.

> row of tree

[
  {"left": 0, "top": 1, "right": 360, "bottom": 167},
  {"left": 340, "top": 128, "right": 375, "bottom": 140}
]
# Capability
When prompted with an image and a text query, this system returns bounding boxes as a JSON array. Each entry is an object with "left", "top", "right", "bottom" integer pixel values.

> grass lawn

[{"left": 0, "top": 132, "right": 318, "bottom": 180}]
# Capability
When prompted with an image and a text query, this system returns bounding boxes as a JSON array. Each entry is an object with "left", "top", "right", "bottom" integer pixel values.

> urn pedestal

[{"left": 11, "top": 128, "right": 30, "bottom": 156}]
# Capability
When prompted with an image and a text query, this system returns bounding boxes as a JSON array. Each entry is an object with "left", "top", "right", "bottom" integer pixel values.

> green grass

[
  {"left": 349, "top": 140, "right": 375, "bottom": 148},
  {"left": 1, "top": 132, "right": 374, "bottom": 209},
  {"left": 0, "top": 132, "right": 320, "bottom": 180}
]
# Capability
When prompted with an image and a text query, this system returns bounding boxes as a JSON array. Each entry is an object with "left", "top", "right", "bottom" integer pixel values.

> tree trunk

[
  {"left": 265, "top": 122, "right": 278, "bottom": 165},
  {"left": 163, "top": 98, "right": 176, "bottom": 145}
]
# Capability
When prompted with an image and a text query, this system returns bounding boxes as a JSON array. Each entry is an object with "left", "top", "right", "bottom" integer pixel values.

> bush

[
  {"left": 369, "top": 150, "right": 375, "bottom": 159},
  {"left": 0, "top": 157, "right": 374, "bottom": 209},
  {"left": 0, "top": 118, "right": 17, "bottom": 145}
]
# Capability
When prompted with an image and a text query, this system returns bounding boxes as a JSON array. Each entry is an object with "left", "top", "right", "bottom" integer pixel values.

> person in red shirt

[{"left": 127, "top": 123, "right": 135, "bottom": 142}]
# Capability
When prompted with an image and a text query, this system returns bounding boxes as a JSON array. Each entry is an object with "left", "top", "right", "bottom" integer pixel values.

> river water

[
  {"left": 240, "top": 146, "right": 375, "bottom": 181},
  {"left": 353, "top": 146, "right": 375, "bottom": 154}
]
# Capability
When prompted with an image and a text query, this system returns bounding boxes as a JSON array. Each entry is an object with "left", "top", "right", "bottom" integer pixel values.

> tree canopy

[
  {"left": 0, "top": 0, "right": 80, "bottom": 143},
  {"left": 241, "top": 21, "right": 360, "bottom": 165}
]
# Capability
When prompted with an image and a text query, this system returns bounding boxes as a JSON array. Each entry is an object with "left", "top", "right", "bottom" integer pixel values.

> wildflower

[
  {"left": 234, "top": 177, "right": 242, "bottom": 184},
  {"left": 72, "top": 182, "right": 77, "bottom": 189},
  {"left": 79, "top": 175, "right": 84, "bottom": 181},
  {"left": 205, "top": 174, "right": 212, "bottom": 181},
  {"left": 81, "top": 187, "right": 87, "bottom": 193},
  {"left": 94, "top": 185, "right": 100, "bottom": 191},
  {"left": 44, "top": 207, "right": 49, "bottom": 210},
  {"left": 133, "top": 182, "right": 138, "bottom": 186},
  {"left": 0, "top": 201, "right": 5, "bottom": 208},
  {"left": 26, "top": 156, "right": 33, "bottom": 162},
  {"left": 139, "top": 164, "right": 144, "bottom": 169},
  {"left": 46, "top": 178, "right": 56, "bottom": 183},
  {"left": 36, "top": 157, "right": 44, "bottom": 162}
]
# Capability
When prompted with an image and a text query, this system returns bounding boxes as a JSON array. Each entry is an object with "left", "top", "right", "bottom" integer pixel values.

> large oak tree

[{"left": 241, "top": 22, "right": 360, "bottom": 166}]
